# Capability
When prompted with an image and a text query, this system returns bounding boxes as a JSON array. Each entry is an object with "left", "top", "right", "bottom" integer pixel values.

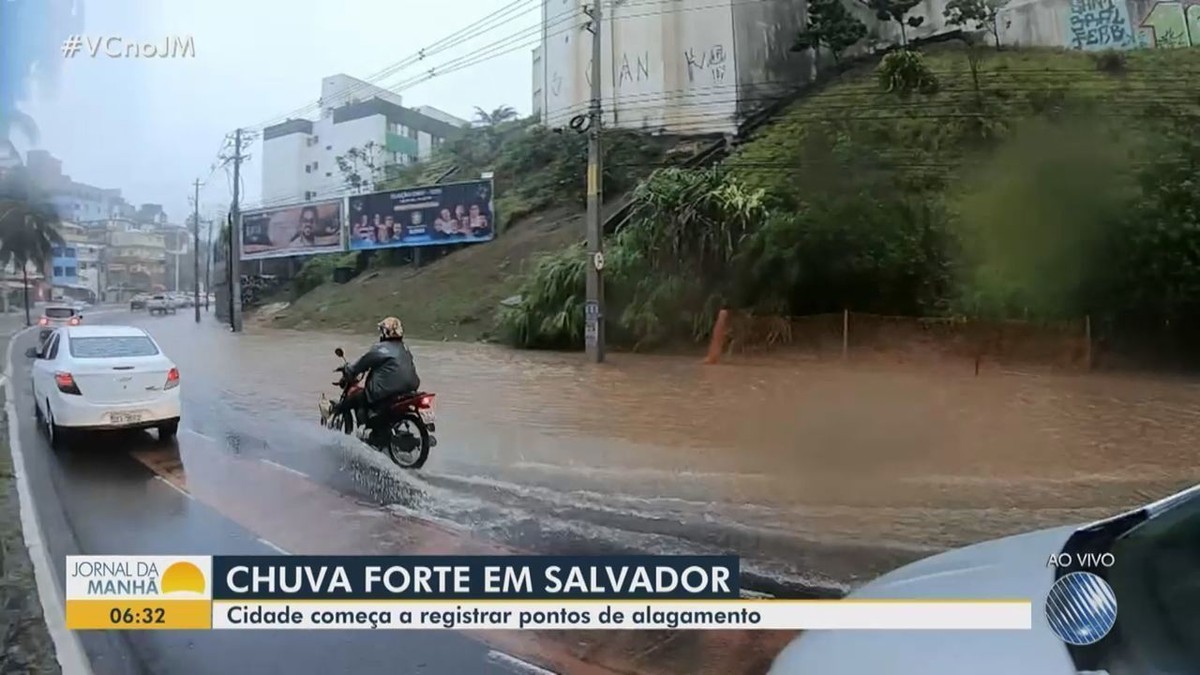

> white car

[
  {"left": 26, "top": 325, "right": 181, "bottom": 446},
  {"left": 768, "top": 482, "right": 1200, "bottom": 674},
  {"left": 146, "top": 294, "right": 176, "bottom": 315}
]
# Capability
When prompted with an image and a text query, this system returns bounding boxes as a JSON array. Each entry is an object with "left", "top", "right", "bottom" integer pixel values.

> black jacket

[{"left": 346, "top": 338, "right": 420, "bottom": 403}]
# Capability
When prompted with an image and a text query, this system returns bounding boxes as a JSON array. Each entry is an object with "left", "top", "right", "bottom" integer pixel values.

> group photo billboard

[
  {"left": 347, "top": 179, "right": 495, "bottom": 251},
  {"left": 240, "top": 199, "right": 344, "bottom": 261}
]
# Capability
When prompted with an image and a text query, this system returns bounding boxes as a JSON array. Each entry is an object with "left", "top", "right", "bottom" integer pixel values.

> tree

[
  {"left": 0, "top": 169, "right": 63, "bottom": 325},
  {"left": 943, "top": 0, "right": 1010, "bottom": 48},
  {"left": 334, "top": 141, "right": 387, "bottom": 193},
  {"left": 472, "top": 105, "right": 519, "bottom": 126},
  {"left": 793, "top": 0, "right": 868, "bottom": 64},
  {"left": 867, "top": 0, "right": 926, "bottom": 46}
]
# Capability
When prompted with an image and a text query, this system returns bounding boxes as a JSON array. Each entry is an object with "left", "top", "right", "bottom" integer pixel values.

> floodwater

[{"left": 135, "top": 311, "right": 1200, "bottom": 592}]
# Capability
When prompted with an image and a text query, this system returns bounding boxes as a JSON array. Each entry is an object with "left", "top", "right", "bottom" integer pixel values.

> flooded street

[
  {"left": 137, "top": 312, "right": 1200, "bottom": 592},
  {"left": 13, "top": 309, "right": 1200, "bottom": 674}
]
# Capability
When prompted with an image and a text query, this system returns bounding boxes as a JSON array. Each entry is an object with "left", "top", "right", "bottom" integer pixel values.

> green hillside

[{"left": 497, "top": 45, "right": 1200, "bottom": 361}]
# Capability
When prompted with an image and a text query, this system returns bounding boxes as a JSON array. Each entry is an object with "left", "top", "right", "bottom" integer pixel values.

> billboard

[
  {"left": 346, "top": 179, "right": 495, "bottom": 251},
  {"left": 239, "top": 199, "right": 344, "bottom": 261}
]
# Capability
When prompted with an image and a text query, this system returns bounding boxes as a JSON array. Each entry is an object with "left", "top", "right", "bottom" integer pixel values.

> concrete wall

[
  {"left": 538, "top": 0, "right": 820, "bottom": 135},
  {"left": 852, "top": 0, "right": 1200, "bottom": 51},
  {"left": 731, "top": 0, "right": 810, "bottom": 120}
]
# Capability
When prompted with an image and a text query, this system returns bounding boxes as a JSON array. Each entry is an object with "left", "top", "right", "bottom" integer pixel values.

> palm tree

[
  {"left": 0, "top": 169, "right": 63, "bottom": 326},
  {"left": 472, "top": 105, "right": 519, "bottom": 126}
]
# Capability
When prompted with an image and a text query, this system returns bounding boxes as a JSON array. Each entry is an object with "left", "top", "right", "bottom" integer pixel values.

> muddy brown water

[{"left": 132, "top": 313, "right": 1200, "bottom": 591}]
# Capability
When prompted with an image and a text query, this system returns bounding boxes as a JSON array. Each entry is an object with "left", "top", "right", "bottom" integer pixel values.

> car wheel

[
  {"left": 45, "top": 405, "right": 67, "bottom": 450},
  {"left": 157, "top": 421, "right": 178, "bottom": 442}
]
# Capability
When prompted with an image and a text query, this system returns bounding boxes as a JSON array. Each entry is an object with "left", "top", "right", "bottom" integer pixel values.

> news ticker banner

[{"left": 66, "top": 555, "right": 1032, "bottom": 631}]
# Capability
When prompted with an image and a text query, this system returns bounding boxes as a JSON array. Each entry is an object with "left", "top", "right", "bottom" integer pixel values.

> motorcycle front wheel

[{"left": 386, "top": 413, "right": 430, "bottom": 469}]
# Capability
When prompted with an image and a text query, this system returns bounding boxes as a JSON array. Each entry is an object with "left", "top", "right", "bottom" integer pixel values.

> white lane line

[
  {"left": 154, "top": 475, "right": 193, "bottom": 500},
  {"left": 485, "top": 650, "right": 559, "bottom": 675},
  {"left": 259, "top": 458, "right": 309, "bottom": 479},
  {"left": 257, "top": 537, "right": 290, "bottom": 555},
  {"left": 3, "top": 327, "right": 94, "bottom": 675},
  {"left": 181, "top": 428, "right": 216, "bottom": 443}
]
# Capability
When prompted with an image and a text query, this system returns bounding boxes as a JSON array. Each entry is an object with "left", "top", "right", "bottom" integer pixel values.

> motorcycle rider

[{"left": 332, "top": 317, "right": 421, "bottom": 419}]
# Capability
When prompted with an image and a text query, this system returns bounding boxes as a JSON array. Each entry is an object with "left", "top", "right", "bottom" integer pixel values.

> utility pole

[
  {"left": 205, "top": 218, "right": 213, "bottom": 311},
  {"left": 192, "top": 178, "right": 202, "bottom": 323},
  {"left": 584, "top": 0, "right": 605, "bottom": 363},
  {"left": 230, "top": 128, "right": 244, "bottom": 332}
]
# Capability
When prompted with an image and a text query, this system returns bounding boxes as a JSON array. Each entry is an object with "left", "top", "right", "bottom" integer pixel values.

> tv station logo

[{"left": 66, "top": 556, "right": 213, "bottom": 630}]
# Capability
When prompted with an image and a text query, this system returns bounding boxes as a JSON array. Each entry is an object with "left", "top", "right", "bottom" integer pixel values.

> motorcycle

[{"left": 317, "top": 347, "right": 437, "bottom": 469}]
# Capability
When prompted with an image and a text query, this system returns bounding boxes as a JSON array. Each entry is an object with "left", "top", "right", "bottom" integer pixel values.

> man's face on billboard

[{"left": 300, "top": 210, "right": 316, "bottom": 235}]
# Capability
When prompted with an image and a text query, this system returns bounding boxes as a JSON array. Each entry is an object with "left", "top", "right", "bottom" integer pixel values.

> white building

[
  {"left": 534, "top": 0, "right": 809, "bottom": 136},
  {"left": 261, "top": 74, "right": 470, "bottom": 206},
  {"left": 531, "top": 46, "right": 544, "bottom": 120}
]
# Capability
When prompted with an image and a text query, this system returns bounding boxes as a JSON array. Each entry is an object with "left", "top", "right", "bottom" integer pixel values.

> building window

[
  {"left": 312, "top": 161, "right": 318, "bottom": 170},
  {"left": 326, "top": 145, "right": 332, "bottom": 150},
  {"left": 325, "top": 172, "right": 332, "bottom": 177},
  {"left": 305, "top": 164, "right": 312, "bottom": 173},
  {"left": 65, "top": 267, "right": 76, "bottom": 276},
  {"left": 65, "top": 247, "right": 76, "bottom": 257},
  {"left": 53, "top": 266, "right": 63, "bottom": 276}
]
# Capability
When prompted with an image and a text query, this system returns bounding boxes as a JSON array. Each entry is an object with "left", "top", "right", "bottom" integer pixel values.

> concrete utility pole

[
  {"left": 584, "top": 0, "right": 605, "bottom": 363},
  {"left": 230, "top": 128, "right": 244, "bottom": 332},
  {"left": 205, "top": 218, "right": 213, "bottom": 311},
  {"left": 192, "top": 178, "right": 202, "bottom": 323}
]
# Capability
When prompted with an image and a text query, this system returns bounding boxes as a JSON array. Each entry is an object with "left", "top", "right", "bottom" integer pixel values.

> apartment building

[{"left": 261, "top": 74, "right": 468, "bottom": 205}]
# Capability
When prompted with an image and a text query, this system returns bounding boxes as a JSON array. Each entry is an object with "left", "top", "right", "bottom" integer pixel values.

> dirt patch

[
  {"left": 261, "top": 208, "right": 586, "bottom": 341},
  {"left": 0, "top": 386, "right": 60, "bottom": 674}
]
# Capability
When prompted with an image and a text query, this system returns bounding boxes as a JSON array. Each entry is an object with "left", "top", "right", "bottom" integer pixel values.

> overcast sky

[{"left": 18, "top": 0, "right": 536, "bottom": 223}]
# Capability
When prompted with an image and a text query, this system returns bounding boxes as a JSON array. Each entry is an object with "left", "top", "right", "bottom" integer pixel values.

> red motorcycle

[{"left": 318, "top": 347, "right": 436, "bottom": 469}]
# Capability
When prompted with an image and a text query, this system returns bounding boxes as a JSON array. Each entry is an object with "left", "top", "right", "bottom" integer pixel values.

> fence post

[
  {"left": 842, "top": 309, "right": 849, "bottom": 360},
  {"left": 1085, "top": 315, "right": 1092, "bottom": 370},
  {"left": 704, "top": 308, "right": 731, "bottom": 365}
]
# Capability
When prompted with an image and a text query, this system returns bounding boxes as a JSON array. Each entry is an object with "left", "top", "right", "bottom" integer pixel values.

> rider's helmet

[{"left": 378, "top": 316, "right": 404, "bottom": 340}]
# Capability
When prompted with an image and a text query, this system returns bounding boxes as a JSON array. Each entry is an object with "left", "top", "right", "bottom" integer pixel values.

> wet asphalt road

[
  {"left": 11, "top": 306, "right": 1200, "bottom": 674},
  {"left": 6, "top": 318, "right": 515, "bottom": 675}
]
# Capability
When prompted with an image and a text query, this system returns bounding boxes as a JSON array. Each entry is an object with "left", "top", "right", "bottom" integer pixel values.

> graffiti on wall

[
  {"left": 1139, "top": 1, "right": 1200, "bottom": 46},
  {"left": 617, "top": 51, "right": 652, "bottom": 86},
  {"left": 1066, "top": 0, "right": 1200, "bottom": 49},
  {"left": 683, "top": 44, "right": 728, "bottom": 83},
  {"left": 1066, "top": 0, "right": 1139, "bottom": 49}
]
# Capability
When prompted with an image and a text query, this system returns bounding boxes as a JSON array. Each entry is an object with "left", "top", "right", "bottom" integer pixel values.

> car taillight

[
  {"left": 54, "top": 372, "right": 81, "bottom": 395},
  {"left": 68, "top": 316, "right": 80, "bottom": 325},
  {"left": 37, "top": 317, "right": 48, "bottom": 326},
  {"left": 418, "top": 394, "right": 434, "bottom": 408},
  {"left": 165, "top": 367, "right": 180, "bottom": 390}
]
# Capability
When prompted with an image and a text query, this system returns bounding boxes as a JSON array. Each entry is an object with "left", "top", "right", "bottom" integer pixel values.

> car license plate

[
  {"left": 111, "top": 412, "right": 143, "bottom": 425},
  {"left": 419, "top": 409, "right": 436, "bottom": 424}
]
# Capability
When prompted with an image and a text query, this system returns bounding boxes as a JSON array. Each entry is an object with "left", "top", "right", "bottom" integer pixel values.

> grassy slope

[
  {"left": 729, "top": 46, "right": 1200, "bottom": 197},
  {"left": 265, "top": 208, "right": 585, "bottom": 340},
  {"left": 267, "top": 46, "right": 1200, "bottom": 342}
]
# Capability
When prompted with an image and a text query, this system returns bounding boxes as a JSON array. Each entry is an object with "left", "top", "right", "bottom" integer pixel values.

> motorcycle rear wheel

[{"left": 387, "top": 413, "right": 430, "bottom": 469}]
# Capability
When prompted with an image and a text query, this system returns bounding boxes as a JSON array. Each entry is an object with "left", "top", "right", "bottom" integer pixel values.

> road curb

[{"left": 3, "top": 324, "right": 94, "bottom": 675}]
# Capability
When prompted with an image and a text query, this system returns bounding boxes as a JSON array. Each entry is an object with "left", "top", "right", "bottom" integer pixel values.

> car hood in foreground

[{"left": 769, "top": 524, "right": 1081, "bottom": 675}]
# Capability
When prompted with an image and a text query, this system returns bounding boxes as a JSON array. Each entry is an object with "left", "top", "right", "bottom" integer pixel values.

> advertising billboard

[
  {"left": 239, "top": 199, "right": 344, "bottom": 261},
  {"left": 346, "top": 179, "right": 495, "bottom": 251}
]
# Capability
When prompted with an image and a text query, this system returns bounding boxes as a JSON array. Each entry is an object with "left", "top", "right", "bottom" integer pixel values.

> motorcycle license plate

[{"left": 419, "top": 409, "right": 436, "bottom": 424}]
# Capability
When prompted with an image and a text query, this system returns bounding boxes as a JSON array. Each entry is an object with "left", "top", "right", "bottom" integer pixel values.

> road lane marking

[
  {"left": 257, "top": 537, "right": 290, "bottom": 555},
  {"left": 154, "top": 475, "right": 193, "bottom": 500},
  {"left": 260, "top": 458, "right": 309, "bottom": 479},
  {"left": 3, "top": 328, "right": 94, "bottom": 675},
  {"left": 486, "top": 650, "right": 560, "bottom": 675},
  {"left": 181, "top": 428, "right": 216, "bottom": 443}
]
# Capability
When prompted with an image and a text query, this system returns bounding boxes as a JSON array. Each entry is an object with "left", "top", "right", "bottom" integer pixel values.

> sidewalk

[{"left": 0, "top": 325, "right": 62, "bottom": 674}]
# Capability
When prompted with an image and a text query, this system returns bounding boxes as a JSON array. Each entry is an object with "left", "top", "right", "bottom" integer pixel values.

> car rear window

[
  {"left": 69, "top": 336, "right": 160, "bottom": 358},
  {"left": 45, "top": 307, "right": 76, "bottom": 318}
]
